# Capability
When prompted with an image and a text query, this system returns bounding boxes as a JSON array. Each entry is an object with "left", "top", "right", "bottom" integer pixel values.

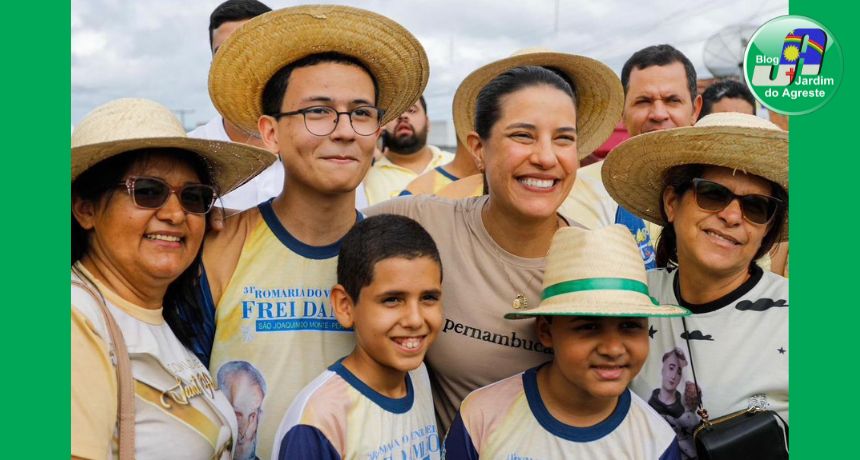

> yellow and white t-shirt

[
  {"left": 203, "top": 199, "right": 357, "bottom": 460},
  {"left": 272, "top": 361, "right": 440, "bottom": 460},
  {"left": 71, "top": 265, "right": 237, "bottom": 460},
  {"left": 363, "top": 145, "right": 454, "bottom": 205},
  {"left": 444, "top": 366, "right": 680, "bottom": 459}
]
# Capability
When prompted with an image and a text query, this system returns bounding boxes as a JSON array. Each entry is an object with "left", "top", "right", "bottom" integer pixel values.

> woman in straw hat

[
  {"left": 365, "top": 50, "right": 624, "bottom": 431},
  {"left": 71, "top": 98, "right": 272, "bottom": 460},
  {"left": 603, "top": 112, "right": 789, "bottom": 456}
]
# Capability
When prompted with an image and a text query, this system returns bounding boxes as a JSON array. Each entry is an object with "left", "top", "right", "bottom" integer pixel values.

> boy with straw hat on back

[{"left": 443, "top": 225, "right": 689, "bottom": 459}]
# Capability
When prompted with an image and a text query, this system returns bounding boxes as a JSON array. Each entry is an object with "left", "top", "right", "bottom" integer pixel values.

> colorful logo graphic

[{"left": 744, "top": 16, "right": 842, "bottom": 115}]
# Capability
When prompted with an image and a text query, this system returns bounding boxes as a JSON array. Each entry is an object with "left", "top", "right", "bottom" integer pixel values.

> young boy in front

[
  {"left": 272, "top": 215, "right": 444, "bottom": 459},
  {"left": 443, "top": 225, "right": 689, "bottom": 460}
]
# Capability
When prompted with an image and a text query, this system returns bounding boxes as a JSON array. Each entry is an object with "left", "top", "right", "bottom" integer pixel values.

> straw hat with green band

[
  {"left": 451, "top": 48, "right": 624, "bottom": 160},
  {"left": 208, "top": 4, "right": 430, "bottom": 135},
  {"left": 72, "top": 98, "right": 275, "bottom": 195},
  {"left": 602, "top": 112, "right": 788, "bottom": 241},
  {"left": 505, "top": 225, "right": 689, "bottom": 319}
]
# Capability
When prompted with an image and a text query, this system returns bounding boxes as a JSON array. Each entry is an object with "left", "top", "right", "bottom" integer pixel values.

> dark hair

[
  {"left": 474, "top": 65, "right": 577, "bottom": 140},
  {"left": 654, "top": 164, "right": 788, "bottom": 268},
  {"left": 72, "top": 148, "right": 214, "bottom": 351},
  {"left": 209, "top": 0, "right": 271, "bottom": 50},
  {"left": 418, "top": 95, "right": 427, "bottom": 114},
  {"left": 261, "top": 52, "right": 380, "bottom": 116},
  {"left": 337, "top": 215, "right": 442, "bottom": 301},
  {"left": 699, "top": 79, "right": 756, "bottom": 119},
  {"left": 621, "top": 44, "right": 697, "bottom": 104}
]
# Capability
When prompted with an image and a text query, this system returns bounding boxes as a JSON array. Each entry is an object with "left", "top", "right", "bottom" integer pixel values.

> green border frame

[
  {"left": 7, "top": 0, "right": 848, "bottom": 457},
  {"left": 790, "top": 0, "right": 855, "bottom": 457},
  {"left": 7, "top": 1, "right": 70, "bottom": 457}
]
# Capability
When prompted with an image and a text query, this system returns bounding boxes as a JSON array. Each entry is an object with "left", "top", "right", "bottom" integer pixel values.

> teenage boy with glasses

[{"left": 196, "top": 6, "right": 428, "bottom": 459}]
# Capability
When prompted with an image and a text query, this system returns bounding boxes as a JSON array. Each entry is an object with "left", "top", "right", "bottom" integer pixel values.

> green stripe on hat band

[{"left": 542, "top": 278, "right": 659, "bottom": 305}]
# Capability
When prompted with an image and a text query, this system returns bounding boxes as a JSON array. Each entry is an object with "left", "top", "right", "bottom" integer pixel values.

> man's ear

[
  {"left": 331, "top": 284, "right": 356, "bottom": 329},
  {"left": 258, "top": 115, "right": 281, "bottom": 155},
  {"left": 72, "top": 196, "right": 97, "bottom": 230},
  {"left": 466, "top": 131, "right": 485, "bottom": 172},
  {"left": 535, "top": 316, "right": 554, "bottom": 349},
  {"left": 691, "top": 95, "right": 703, "bottom": 123}
]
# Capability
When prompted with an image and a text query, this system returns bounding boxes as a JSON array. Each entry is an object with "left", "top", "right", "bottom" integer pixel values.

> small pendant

[{"left": 513, "top": 293, "right": 528, "bottom": 310}]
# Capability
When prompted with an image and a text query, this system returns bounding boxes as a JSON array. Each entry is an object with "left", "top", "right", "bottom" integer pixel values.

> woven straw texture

[
  {"left": 208, "top": 5, "right": 429, "bottom": 134},
  {"left": 506, "top": 225, "right": 688, "bottom": 319},
  {"left": 72, "top": 98, "right": 275, "bottom": 194},
  {"left": 602, "top": 112, "right": 788, "bottom": 240},
  {"left": 451, "top": 50, "right": 623, "bottom": 159}
]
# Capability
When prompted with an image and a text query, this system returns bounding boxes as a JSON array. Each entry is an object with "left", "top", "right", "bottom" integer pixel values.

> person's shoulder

[
  {"left": 758, "top": 269, "right": 789, "bottom": 295},
  {"left": 205, "top": 205, "right": 263, "bottom": 248},
  {"left": 436, "top": 174, "right": 483, "bottom": 200},
  {"left": 428, "top": 144, "right": 455, "bottom": 162},
  {"left": 274, "top": 368, "right": 349, "bottom": 451},
  {"left": 626, "top": 391, "right": 680, "bottom": 445},
  {"left": 363, "top": 193, "right": 467, "bottom": 220},
  {"left": 403, "top": 168, "right": 438, "bottom": 195},
  {"left": 460, "top": 372, "right": 524, "bottom": 415}
]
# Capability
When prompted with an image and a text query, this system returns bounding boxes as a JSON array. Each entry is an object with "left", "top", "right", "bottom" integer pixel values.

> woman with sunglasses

[
  {"left": 71, "top": 98, "right": 272, "bottom": 460},
  {"left": 604, "top": 112, "right": 788, "bottom": 457}
]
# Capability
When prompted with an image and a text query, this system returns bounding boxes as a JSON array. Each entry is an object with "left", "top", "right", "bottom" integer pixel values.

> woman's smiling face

[
  {"left": 474, "top": 84, "right": 579, "bottom": 221},
  {"left": 664, "top": 166, "right": 775, "bottom": 278}
]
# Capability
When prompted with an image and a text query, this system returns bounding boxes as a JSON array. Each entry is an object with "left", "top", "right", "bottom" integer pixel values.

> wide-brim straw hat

[
  {"left": 72, "top": 98, "right": 275, "bottom": 194},
  {"left": 506, "top": 225, "right": 689, "bottom": 319},
  {"left": 208, "top": 5, "right": 429, "bottom": 135},
  {"left": 452, "top": 48, "right": 623, "bottom": 159},
  {"left": 602, "top": 112, "right": 788, "bottom": 241}
]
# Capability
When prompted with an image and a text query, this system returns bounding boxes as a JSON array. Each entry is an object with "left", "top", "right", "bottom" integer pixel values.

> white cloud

[{"left": 72, "top": 0, "right": 787, "bottom": 136}]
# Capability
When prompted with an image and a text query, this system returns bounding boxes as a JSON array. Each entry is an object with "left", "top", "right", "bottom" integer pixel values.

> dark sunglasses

[
  {"left": 691, "top": 178, "right": 783, "bottom": 225},
  {"left": 119, "top": 176, "right": 217, "bottom": 214}
]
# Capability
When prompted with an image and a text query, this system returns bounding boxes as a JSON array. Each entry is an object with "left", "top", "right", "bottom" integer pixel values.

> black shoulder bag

[{"left": 682, "top": 318, "right": 789, "bottom": 460}]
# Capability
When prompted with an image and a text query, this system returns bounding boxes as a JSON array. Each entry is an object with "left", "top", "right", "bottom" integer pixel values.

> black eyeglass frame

[
  {"left": 269, "top": 105, "right": 386, "bottom": 137},
  {"left": 118, "top": 176, "right": 218, "bottom": 215},
  {"left": 690, "top": 177, "right": 784, "bottom": 225}
]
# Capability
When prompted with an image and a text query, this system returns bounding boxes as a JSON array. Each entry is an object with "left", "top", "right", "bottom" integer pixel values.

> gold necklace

[{"left": 483, "top": 206, "right": 567, "bottom": 310}]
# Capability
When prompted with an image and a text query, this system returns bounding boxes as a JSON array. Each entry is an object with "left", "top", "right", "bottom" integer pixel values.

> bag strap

[
  {"left": 72, "top": 272, "right": 136, "bottom": 459},
  {"left": 681, "top": 317, "right": 710, "bottom": 424}
]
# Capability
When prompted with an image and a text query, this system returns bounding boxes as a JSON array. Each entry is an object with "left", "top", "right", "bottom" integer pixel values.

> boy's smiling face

[
  {"left": 334, "top": 256, "right": 443, "bottom": 380},
  {"left": 537, "top": 316, "right": 649, "bottom": 403}
]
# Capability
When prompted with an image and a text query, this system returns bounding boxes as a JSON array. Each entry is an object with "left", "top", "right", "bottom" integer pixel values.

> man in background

[
  {"left": 188, "top": 0, "right": 281, "bottom": 211},
  {"left": 362, "top": 96, "right": 453, "bottom": 205}
]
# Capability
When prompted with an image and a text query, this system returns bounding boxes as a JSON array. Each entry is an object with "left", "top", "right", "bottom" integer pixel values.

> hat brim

[
  {"left": 209, "top": 5, "right": 429, "bottom": 135},
  {"left": 602, "top": 125, "right": 788, "bottom": 241},
  {"left": 505, "top": 291, "right": 690, "bottom": 319},
  {"left": 452, "top": 52, "right": 623, "bottom": 159},
  {"left": 71, "top": 137, "right": 276, "bottom": 195}
]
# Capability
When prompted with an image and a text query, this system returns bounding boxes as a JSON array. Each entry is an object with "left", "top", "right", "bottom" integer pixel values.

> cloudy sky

[{"left": 71, "top": 0, "right": 786, "bottom": 139}]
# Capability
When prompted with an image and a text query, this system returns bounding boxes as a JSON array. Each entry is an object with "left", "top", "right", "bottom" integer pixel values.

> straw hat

[
  {"left": 451, "top": 48, "right": 623, "bottom": 159},
  {"left": 72, "top": 98, "right": 275, "bottom": 194},
  {"left": 602, "top": 112, "right": 788, "bottom": 240},
  {"left": 208, "top": 5, "right": 429, "bottom": 134},
  {"left": 506, "top": 225, "right": 688, "bottom": 319}
]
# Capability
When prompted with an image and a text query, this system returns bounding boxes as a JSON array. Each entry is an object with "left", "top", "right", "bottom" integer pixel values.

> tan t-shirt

[{"left": 365, "top": 196, "right": 557, "bottom": 431}]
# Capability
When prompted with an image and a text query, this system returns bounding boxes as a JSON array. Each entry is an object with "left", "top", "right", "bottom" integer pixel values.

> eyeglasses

[
  {"left": 119, "top": 176, "right": 217, "bottom": 214},
  {"left": 691, "top": 178, "right": 783, "bottom": 225},
  {"left": 270, "top": 105, "right": 384, "bottom": 136}
]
